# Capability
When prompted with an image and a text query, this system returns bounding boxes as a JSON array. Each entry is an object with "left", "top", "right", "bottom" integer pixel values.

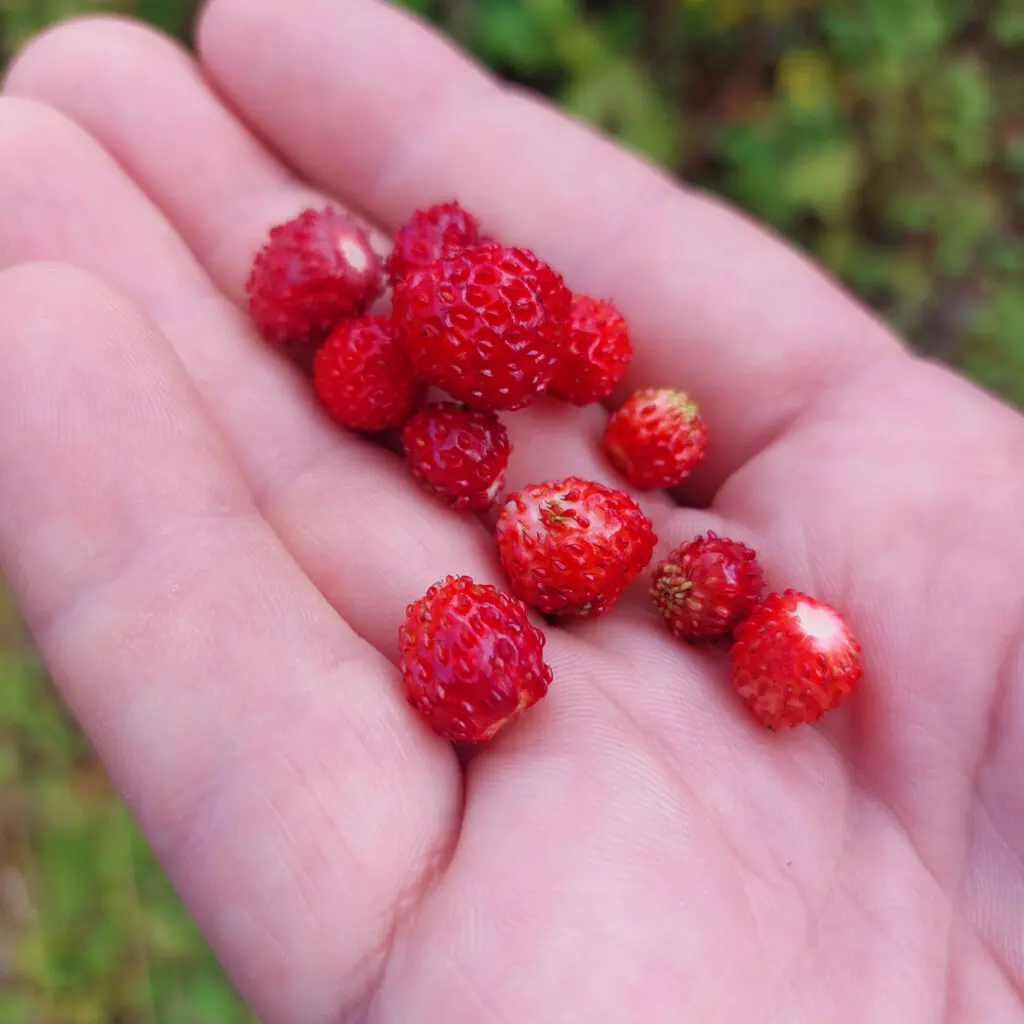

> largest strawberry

[
  {"left": 392, "top": 243, "right": 571, "bottom": 411},
  {"left": 496, "top": 477, "right": 657, "bottom": 618}
]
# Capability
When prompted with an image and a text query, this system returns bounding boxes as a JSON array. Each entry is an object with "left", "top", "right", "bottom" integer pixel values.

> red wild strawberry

[
  {"left": 392, "top": 243, "right": 572, "bottom": 411},
  {"left": 729, "top": 590, "right": 863, "bottom": 729},
  {"left": 603, "top": 387, "right": 709, "bottom": 490},
  {"left": 312, "top": 315, "right": 423, "bottom": 432},
  {"left": 246, "top": 207, "right": 383, "bottom": 368},
  {"left": 388, "top": 201, "right": 483, "bottom": 283},
  {"left": 496, "top": 477, "right": 657, "bottom": 618},
  {"left": 402, "top": 403, "right": 512, "bottom": 511},
  {"left": 399, "top": 575, "right": 553, "bottom": 742},
  {"left": 550, "top": 294, "right": 633, "bottom": 405},
  {"left": 651, "top": 532, "right": 765, "bottom": 642}
]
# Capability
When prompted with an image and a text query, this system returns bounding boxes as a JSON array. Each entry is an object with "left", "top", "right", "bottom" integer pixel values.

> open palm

[{"left": 1, "top": 2, "right": 1022, "bottom": 1021}]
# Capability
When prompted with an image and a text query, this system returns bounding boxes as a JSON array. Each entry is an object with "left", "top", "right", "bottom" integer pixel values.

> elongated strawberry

[
  {"left": 729, "top": 590, "right": 862, "bottom": 729},
  {"left": 402, "top": 403, "right": 511, "bottom": 511},
  {"left": 496, "top": 477, "right": 657, "bottom": 618},
  {"left": 550, "top": 294, "right": 633, "bottom": 405},
  {"left": 392, "top": 243, "right": 571, "bottom": 411},
  {"left": 603, "top": 387, "right": 708, "bottom": 490},
  {"left": 652, "top": 532, "right": 765, "bottom": 642},
  {"left": 312, "top": 315, "right": 423, "bottom": 432},
  {"left": 398, "top": 575, "right": 553, "bottom": 742},
  {"left": 246, "top": 207, "right": 383, "bottom": 367}
]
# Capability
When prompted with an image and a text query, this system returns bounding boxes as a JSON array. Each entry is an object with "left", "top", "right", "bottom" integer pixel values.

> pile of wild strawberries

[{"left": 246, "top": 202, "right": 862, "bottom": 741}]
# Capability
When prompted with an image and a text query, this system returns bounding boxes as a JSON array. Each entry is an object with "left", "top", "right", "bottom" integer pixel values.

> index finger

[{"left": 196, "top": 0, "right": 907, "bottom": 499}]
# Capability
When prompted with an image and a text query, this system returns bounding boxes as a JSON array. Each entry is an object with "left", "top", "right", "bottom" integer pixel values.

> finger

[
  {"left": 2, "top": 17, "right": 676, "bottom": 522},
  {"left": 0, "top": 261, "right": 458, "bottom": 1024},
  {"left": 0, "top": 96, "right": 513, "bottom": 657},
  {"left": 191, "top": 0, "right": 907, "bottom": 501}
]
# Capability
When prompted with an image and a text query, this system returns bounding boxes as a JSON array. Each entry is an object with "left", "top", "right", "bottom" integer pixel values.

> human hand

[{"left": 1, "top": 2, "right": 1021, "bottom": 1021}]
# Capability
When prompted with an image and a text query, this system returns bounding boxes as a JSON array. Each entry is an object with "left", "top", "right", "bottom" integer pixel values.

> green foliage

[{"left": 3, "top": 0, "right": 1024, "bottom": 1021}]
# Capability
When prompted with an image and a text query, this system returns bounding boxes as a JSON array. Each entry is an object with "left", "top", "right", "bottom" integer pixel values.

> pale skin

[{"left": 0, "top": 1, "right": 1022, "bottom": 1021}]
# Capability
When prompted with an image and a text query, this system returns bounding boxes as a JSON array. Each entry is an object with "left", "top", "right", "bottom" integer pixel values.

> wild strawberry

[
  {"left": 398, "top": 575, "right": 553, "bottom": 742},
  {"left": 549, "top": 294, "right": 633, "bottom": 405},
  {"left": 496, "top": 477, "right": 657, "bottom": 618},
  {"left": 603, "top": 387, "right": 709, "bottom": 490},
  {"left": 402, "top": 403, "right": 511, "bottom": 511},
  {"left": 392, "top": 243, "right": 571, "bottom": 411},
  {"left": 652, "top": 532, "right": 765, "bottom": 642},
  {"left": 388, "top": 201, "right": 483, "bottom": 283},
  {"left": 312, "top": 315, "right": 423, "bottom": 432},
  {"left": 729, "top": 590, "right": 862, "bottom": 729},
  {"left": 246, "top": 207, "right": 384, "bottom": 368}
]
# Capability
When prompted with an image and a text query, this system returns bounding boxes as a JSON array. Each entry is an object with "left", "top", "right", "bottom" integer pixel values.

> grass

[{"left": 3, "top": 0, "right": 1024, "bottom": 1019}]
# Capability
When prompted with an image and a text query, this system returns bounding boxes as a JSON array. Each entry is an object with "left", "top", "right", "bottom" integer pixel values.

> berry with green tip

[{"left": 651, "top": 532, "right": 765, "bottom": 642}]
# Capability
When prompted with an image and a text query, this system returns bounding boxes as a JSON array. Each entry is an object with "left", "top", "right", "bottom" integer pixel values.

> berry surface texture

[
  {"left": 398, "top": 575, "right": 553, "bottom": 742},
  {"left": 392, "top": 243, "right": 571, "bottom": 411},
  {"left": 246, "top": 206, "right": 383, "bottom": 365},
  {"left": 313, "top": 315, "right": 423, "bottom": 432},
  {"left": 652, "top": 532, "right": 765, "bottom": 642},
  {"left": 550, "top": 294, "right": 633, "bottom": 405},
  {"left": 604, "top": 387, "right": 709, "bottom": 490},
  {"left": 402, "top": 402, "right": 512, "bottom": 511},
  {"left": 729, "top": 590, "right": 863, "bottom": 729},
  {"left": 496, "top": 477, "right": 657, "bottom": 618},
  {"left": 388, "top": 200, "right": 483, "bottom": 283}
]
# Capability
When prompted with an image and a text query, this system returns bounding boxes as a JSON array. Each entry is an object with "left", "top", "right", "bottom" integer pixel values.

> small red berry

[
  {"left": 392, "top": 243, "right": 572, "bottom": 411},
  {"left": 496, "top": 477, "right": 657, "bottom": 618},
  {"left": 603, "top": 387, "right": 709, "bottom": 490},
  {"left": 729, "top": 590, "right": 863, "bottom": 729},
  {"left": 651, "top": 532, "right": 765, "bottom": 642},
  {"left": 399, "top": 575, "right": 553, "bottom": 742},
  {"left": 312, "top": 315, "right": 423, "bottom": 432},
  {"left": 388, "top": 201, "right": 483, "bottom": 282},
  {"left": 550, "top": 294, "right": 633, "bottom": 405},
  {"left": 246, "top": 207, "right": 384, "bottom": 367},
  {"left": 402, "top": 403, "right": 512, "bottom": 511}
]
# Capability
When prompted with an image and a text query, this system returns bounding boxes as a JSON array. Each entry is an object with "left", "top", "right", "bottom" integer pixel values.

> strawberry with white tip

[{"left": 729, "top": 590, "right": 862, "bottom": 729}]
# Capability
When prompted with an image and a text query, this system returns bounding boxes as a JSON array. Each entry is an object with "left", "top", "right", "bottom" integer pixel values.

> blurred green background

[{"left": 2, "top": 0, "right": 1024, "bottom": 1019}]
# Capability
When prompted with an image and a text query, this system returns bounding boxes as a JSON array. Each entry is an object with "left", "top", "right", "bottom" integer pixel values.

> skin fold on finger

[
  {"left": 2, "top": 16, "right": 682, "bottom": 531},
  {"left": 0, "top": 261, "right": 461, "bottom": 1024},
  {"left": 189, "top": 0, "right": 908, "bottom": 503}
]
